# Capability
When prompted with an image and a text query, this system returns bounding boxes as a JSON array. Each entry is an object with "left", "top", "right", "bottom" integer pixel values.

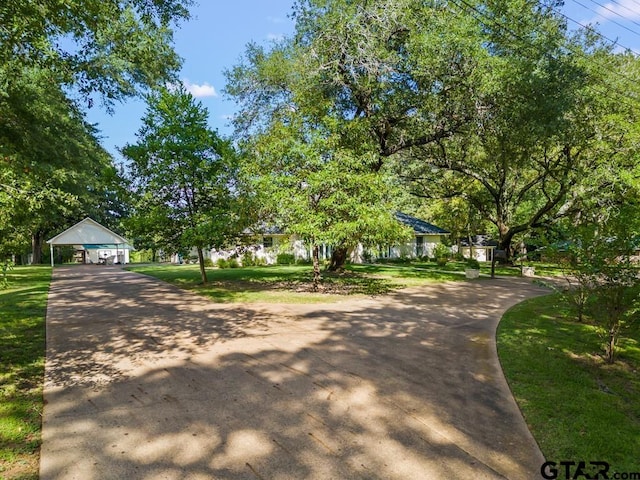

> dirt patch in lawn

[{"left": 225, "top": 271, "right": 397, "bottom": 296}]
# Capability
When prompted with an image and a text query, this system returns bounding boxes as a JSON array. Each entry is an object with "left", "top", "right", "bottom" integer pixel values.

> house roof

[
  {"left": 242, "top": 223, "right": 285, "bottom": 236},
  {"left": 47, "top": 218, "right": 130, "bottom": 246},
  {"left": 460, "top": 235, "right": 498, "bottom": 248},
  {"left": 245, "top": 213, "right": 449, "bottom": 237},
  {"left": 395, "top": 212, "right": 450, "bottom": 235}
]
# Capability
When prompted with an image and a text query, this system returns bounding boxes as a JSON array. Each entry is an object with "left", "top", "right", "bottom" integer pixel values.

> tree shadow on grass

[{"left": 142, "top": 265, "right": 399, "bottom": 298}]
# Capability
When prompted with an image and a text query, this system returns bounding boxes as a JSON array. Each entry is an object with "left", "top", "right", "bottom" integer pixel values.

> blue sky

[
  {"left": 87, "top": 0, "right": 640, "bottom": 163},
  {"left": 563, "top": 0, "right": 640, "bottom": 52},
  {"left": 86, "top": 1, "right": 296, "bottom": 161}
]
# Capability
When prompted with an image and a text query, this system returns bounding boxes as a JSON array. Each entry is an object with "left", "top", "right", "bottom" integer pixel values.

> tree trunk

[
  {"left": 312, "top": 244, "right": 321, "bottom": 292},
  {"left": 497, "top": 232, "right": 516, "bottom": 263},
  {"left": 197, "top": 246, "right": 208, "bottom": 284},
  {"left": 32, "top": 231, "right": 44, "bottom": 264},
  {"left": 328, "top": 246, "right": 348, "bottom": 271},
  {"left": 606, "top": 327, "right": 616, "bottom": 364}
]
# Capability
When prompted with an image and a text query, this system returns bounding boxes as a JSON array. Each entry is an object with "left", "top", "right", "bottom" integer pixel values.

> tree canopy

[
  {"left": 226, "top": 0, "right": 640, "bottom": 261},
  {"left": 0, "top": 0, "right": 191, "bottom": 105},
  {"left": 0, "top": 0, "right": 191, "bottom": 262},
  {"left": 226, "top": 0, "right": 482, "bottom": 269},
  {"left": 400, "top": 3, "right": 640, "bottom": 257},
  {"left": 0, "top": 69, "right": 125, "bottom": 262}
]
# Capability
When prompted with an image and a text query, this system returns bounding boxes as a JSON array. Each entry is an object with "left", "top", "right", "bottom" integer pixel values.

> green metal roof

[
  {"left": 395, "top": 212, "right": 450, "bottom": 235},
  {"left": 82, "top": 244, "right": 135, "bottom": 250}
]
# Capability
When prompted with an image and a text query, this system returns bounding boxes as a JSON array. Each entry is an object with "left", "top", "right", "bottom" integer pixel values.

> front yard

[
  {"left": 0, "top": 266, "right": 51, "bottom": 480},
  {"left": 3, "top": 262, "right": 638, "bottom": 478},
  {"left": 127, "top": 262, "right": 467, "bottom": 303},
  {"left": 498, "top": 293, "right": 640, "bottom": 472}
]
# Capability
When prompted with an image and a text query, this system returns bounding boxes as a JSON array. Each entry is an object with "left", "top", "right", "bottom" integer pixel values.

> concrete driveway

[{"left": 41, "top": 266, "right": 549, "bottom": 479}]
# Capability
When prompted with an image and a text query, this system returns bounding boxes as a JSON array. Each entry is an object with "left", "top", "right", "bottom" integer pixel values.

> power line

[
  {"left": 585, "top": 0, "right": 640, "bottom": 32},
  {"left": 446, "top": 0, "right": 640, "bottom": 110},
  {"left": 558, "top": 4, "right": 640, "bottom": 54},
  {"left": 569, "top": 0, "right": 640, "bottom": 42}
]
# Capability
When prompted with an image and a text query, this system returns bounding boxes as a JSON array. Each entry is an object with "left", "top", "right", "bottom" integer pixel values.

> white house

[
  {"left": 454, "top": 235, "right": 497, "bottom": 262},
  {"left": 361, "top": 212, "right": 450, "bottom": 261},
  {"left": 46, "top": 218, "right": 134, "bottom": 266},
  {"left": 207, "top": 212, "right": 449, "bottom": 265},
  {"left": 207, "top": 227, "right": 333, "bottom": 265}
]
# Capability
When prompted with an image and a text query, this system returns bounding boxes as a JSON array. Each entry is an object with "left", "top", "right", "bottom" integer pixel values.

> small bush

[
  {"left": 217, "top": 258, "right": 228, "bottom": 269},
  {"left": 1, "top": 259, "right": 14, "bottom": 289},
  {"left": 276, "top": 253, "right": 295, "bottom": 265},
  {"left": 466, "top": 257, "right": 481, "bottom": 269},
  {"left": 203, "top": 258, "right": 213, "bottom": 267},
  {"left": 295, "top": 258, "right": 312, "bottom": 265},
  {"left": 241, "top": 252, "right": 255, "bottom": 267},
  {"left": 433, "top": 243, "right": 451, "bottom": 264},
  {"left": 379, "top": 257, "right": 411, "bottom": 265},
  {"left": 362, "top": 251, "right": 374, "bottom": 263},
  {"left": 228, "top": 258, "right": 240, "bottom": 268}
]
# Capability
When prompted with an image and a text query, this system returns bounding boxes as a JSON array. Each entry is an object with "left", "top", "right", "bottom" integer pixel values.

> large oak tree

[
  {"left": 228, "top": 0, "right": 639, "bottom": 262},
  {"left": 399, "top": 0, "right": 633, "bottom": 258},
  {"left": 226, "top": 0, "right": 482, "bottom": 268}
]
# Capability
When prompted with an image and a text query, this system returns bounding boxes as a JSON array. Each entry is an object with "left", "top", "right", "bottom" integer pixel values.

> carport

[{"left": 46, "top": 218, "right": 133, "bottom": 267}]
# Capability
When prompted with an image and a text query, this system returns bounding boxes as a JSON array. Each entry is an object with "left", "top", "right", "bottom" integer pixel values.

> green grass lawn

[
  {"left": 497, "top": 293, "right": 640, "bottom": 471},
  {"left": 127, "top": 262, "right": 469, "bottom": 303},
  {"left": 0, "top": 266, "right": 51, "bottom": 480},
  {"left": 413, "top": 260, "right": 565, "bottom": 277}
]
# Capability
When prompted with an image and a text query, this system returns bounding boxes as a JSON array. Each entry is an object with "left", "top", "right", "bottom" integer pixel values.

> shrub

[
  {"left": 216, "top": 258, "right": 228, "bottom": 269},
  {"left": 228, "top": 258, "right": 240, "bottom": 268},
  {"left": 295, "top": 258, "right": 312, "bottom": 265},
  {"left": 1, "top": 259, "right": 14, "bottom": 289},
  {"left": 380, "top": 257, "right": 410, "bottom": 265},
  {"left": 433, "top": 243, "right": 451, "bottom": 263},
  {"left": 276, "top": 253, "right": 295, "bottom": 265},
  {"left": 466, "top": 257, "right": 481, "bottom": 269},
  {"left": 242, "top": 252, "right": 256, "bottom": 267},
  {"left": 203, "top": 258, "right": 213, "bottom": 267}
]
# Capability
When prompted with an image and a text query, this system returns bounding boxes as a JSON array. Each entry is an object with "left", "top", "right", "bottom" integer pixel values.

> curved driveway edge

[{"left": 41, "top": 265, "right": 550, "bottom": 479}]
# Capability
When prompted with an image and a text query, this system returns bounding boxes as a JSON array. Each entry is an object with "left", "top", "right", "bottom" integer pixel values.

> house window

[
  {"left": 263, "top": 236, "right": 273, "bottom": 248},
  {"left": 416, "top": 236, "right": 424, "bottom": 257}
]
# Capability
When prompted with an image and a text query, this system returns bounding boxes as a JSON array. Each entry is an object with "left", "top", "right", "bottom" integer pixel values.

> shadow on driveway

[{"left": 41, "top": 265, "right": 550, "bottom": 479}]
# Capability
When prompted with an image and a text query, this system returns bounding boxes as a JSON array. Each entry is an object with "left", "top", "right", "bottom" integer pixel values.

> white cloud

[
  {"left": 182, "top": 79, "right": 218, "bottom": 98},
  {"left": 596, "top": 0, "right": 640, "bottom": 21},
  {"left": 266, "top": 32, "right": 284, "bottom": 41}
]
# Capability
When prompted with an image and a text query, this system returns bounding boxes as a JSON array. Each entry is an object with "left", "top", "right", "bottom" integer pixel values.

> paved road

[{"left": 41, "top": 265, "right": 549, "bottom": 479}]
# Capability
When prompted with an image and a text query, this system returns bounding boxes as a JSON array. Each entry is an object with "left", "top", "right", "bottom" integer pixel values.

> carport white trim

[{"left": 46, "top": 218, "right": 131, "bottom": 267}]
